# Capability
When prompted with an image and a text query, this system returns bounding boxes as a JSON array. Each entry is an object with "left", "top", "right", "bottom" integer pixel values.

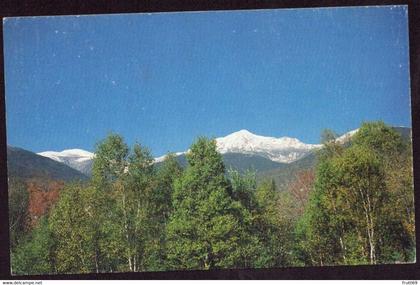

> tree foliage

[
  {"left": 166, "top": 137, "right": 247, "bottom": 269},
  {"left": 11, "top": 217, "right": 55, "bottom": 275},
  {"left": 8, "top": 177, "right": 29, "bottom": 249},
  {"left": 296, "top": 121, "right": 415, "bottom": 265}
]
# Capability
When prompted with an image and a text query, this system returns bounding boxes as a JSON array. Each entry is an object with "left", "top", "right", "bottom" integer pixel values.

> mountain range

[
  {"left": 36, "top": 129, "right": 331, "bottom": 176},
  {"left": 7, "top": 127, "right": 411, "bottom": 188}
]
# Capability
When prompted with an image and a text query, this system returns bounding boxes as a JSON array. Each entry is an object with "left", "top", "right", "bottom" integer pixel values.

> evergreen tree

[
  {"left": 228, "top": 169, "right": 258, "bottom": 211},
  {"left": 166, "top": 137, "right": 249, "bottom": 269}
]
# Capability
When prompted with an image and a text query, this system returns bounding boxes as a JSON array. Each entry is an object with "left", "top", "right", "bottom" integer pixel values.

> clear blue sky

[{"left": 3, "top": 6, "right": 411, "bottom": 156}]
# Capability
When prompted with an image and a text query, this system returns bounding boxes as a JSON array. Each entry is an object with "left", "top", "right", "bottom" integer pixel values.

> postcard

[{"left": 3, "top": 6, "right": 415, "bottom": 275}]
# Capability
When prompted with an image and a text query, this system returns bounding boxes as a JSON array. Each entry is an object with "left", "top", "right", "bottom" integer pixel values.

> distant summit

[
  {"left": 215, "top": 129, "right": 322, "bottom": 163},
  {"left": 37, "top": 149, "right": 94, "bottom": 176},
  {"left": 156, "top": 129, "right": 331, "bottom": 164}
]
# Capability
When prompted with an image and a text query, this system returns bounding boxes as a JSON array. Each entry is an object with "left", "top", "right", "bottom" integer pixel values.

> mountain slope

[
  {"left": 156, "top": 129, "right": 321, "bottom": 167},
  {"left": 258, "top": 151, "right": 317, "bottom": 190},
  {"left": 43, "top": 130, "right": 321, "bottom": 176},
  {"left": 257, "top": 126, "right": 412, "bottom": 190},
  {"left": 34, "top": 126, "right": 410, "bottom": 179},
  {"left": 156, "top": 152, "right": 287, "bottom": 173},
  {"left": 222, "top": 152, "right": 287, "bottom": 172},
  {"left": 37, "top": 149, "right": 94, "bottom": 176},
  {"left": 7, "top": 146, "right": 88, "bottom": 182}
]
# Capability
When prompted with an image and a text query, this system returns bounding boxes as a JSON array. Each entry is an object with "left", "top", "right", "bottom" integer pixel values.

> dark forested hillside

[
  {"left": 7, "top": 146, "right": 88, "bottom": 252},
  {"left": 7, "top": 146, "right": 88, "bottom": 182},
  {"left": 157, "top": 152, "right": 287, "bottom": 173}
]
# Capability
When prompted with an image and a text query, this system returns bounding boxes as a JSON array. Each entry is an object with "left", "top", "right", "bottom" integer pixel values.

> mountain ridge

[
  {"left": 13, "top": 126, "right": 410, "bottom": 181},
  {"left": 36, "top": 128, "right": 360, "bottom": 176},
  {"left": 37, "top": 149, "right": 94, "bottom": 176},
  {"left": 155, "top": 129, "right": 326, "bottom": 164},
  {"left": 7, "top": 146, "right": 88, "bottom": 182}
]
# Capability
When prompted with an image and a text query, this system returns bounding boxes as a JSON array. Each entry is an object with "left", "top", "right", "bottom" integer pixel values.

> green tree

[
  {"left": 92, "top": 133, "right": 129, "bottom": 188},
  {"left": 254, "top": 180, "right": 295, "bottom": 267},
  {"left": 49, "top": 183, "right": 100, "bottom": 273},
  {"left": 118, "top": 143, "right": 156, "bottom": 271},
  {"left": 352, "top": 122, "right": 405, "bottom": 158},
  {"left": 8, "top": 177, "right": 29, "bottom": 249},
  {"left": 90, "top": 133, "right": 130, "bottom": 272},
  {"left": 146, "top": 154, "right": 183, "bottom": 270},
  {"left": 155, "top": 154, "right": 182, "bottom": 220},
  {"left": 296, "top": 122, "right": 415, "bottom": 266},
  {"left": 335, "top": 145, "right": 387, "bottom": 264},
  {"left": 353, "top": 122, "right": 415, "bottom": 262},
  {"left": 91, "top": 135, "right": 166, "bottom": 272},
  {"left": 294, "top": 129, "right": 348, "bottom": 266},
  {"left": 11, "top": 216, "right": 55, "bottom": 275},
  {"left": 79, "top": 183, "right": 122, "bottom": 272},
  {"left": 166, "top": 137, "right": 249, "bottom": 269},
  {"left": 228, "top": 169, "right": 259, "bottom": 211},
  {"left": 227, "top": 170, "right": 270, "bottom": 268}
]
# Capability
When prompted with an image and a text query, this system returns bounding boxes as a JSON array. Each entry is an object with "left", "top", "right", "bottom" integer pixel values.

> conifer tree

[{"left": 166, "top": 137, "right": 248, "bottom": 269}]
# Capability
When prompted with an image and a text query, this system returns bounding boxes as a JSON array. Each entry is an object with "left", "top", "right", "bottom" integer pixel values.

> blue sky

[{"left": 3, "top": 6, "right": 411, "bottom": 156}]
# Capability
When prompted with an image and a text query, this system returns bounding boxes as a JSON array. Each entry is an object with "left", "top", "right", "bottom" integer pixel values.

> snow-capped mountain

[
  {"left": 155, "top": 129, "right": 350, "bottom": 164},
  {"left": 335, "top": 129, "right": 359, "bottom": 144},
  {"left": 37, "top": 149, "right": 95, "bottom": 176},
  {"left": 156, "top": 129, "right": 361, "bottom": 164},
  {"left": 154, "top": 151, "right": 187, "bottom": 163},
  {"left": 215, "top": 129, "right": 322, "bottom": 163}
]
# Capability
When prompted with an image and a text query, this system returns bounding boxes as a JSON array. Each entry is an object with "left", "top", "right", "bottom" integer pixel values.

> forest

[{"left": 8, "top": 121, "right": 415, "bottom": 274}]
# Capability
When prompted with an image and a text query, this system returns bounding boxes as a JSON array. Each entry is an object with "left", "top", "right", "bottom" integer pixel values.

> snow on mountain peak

[
  {"left": 335, "top": 129, "right": 359, "bottom": 144},
  {"left": 60, "top": 149, "right": 95, "bottom": 158},
  {"left": 37, "top": 149, "right": 95, "bottom": 175},
  {"left": 154, "top": 151, "right": 187, "bottom": 163},
  {"left": 215, "top": 130, "right": 321, "bottom": 163},
  {"left": 38, "top": 128, "right": 360, "bottom": 171},
  {"left": 38, "top": 149, "right": 94, "bottom": 159},
  {"left": 232, "top": 129, "right": 254, "bottom": 136}
]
